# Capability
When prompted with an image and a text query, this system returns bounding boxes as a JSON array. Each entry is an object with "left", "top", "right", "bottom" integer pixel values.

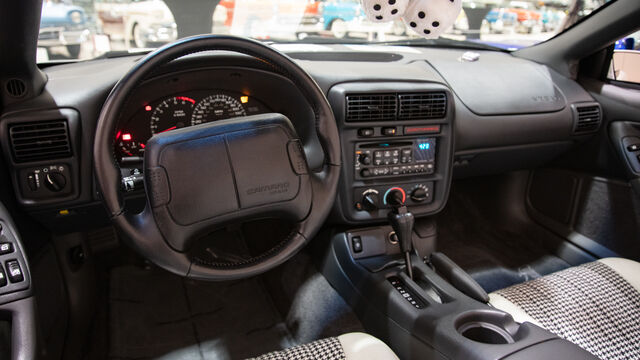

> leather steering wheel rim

[{"left": 94, "top": 35, "right": 340, "bottom": 281}]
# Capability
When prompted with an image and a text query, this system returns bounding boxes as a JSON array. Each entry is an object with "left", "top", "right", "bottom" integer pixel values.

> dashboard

[
  {"left": 115, "top": 90, "right": 270, "bottom": 161},
  {"left": 0, "top": 44, "right": 601, "bottom": 230}
]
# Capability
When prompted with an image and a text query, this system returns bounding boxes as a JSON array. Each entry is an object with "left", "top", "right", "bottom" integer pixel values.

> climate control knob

[
  {"left": 384, "top": 187, "right": 406, "bottom": 207},
  {"left": 361, "top": 190, "right": 379, "bottom": 211},
  {"left": 411, "top": 188, "right": 427, "bottom": 202}
]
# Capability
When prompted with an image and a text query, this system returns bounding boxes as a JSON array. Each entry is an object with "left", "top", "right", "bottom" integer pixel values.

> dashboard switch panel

[{"left": 18, "top": 164, "right": 73, "bottom": 200}]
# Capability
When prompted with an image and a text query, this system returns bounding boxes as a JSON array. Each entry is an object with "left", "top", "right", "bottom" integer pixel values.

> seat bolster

[
  {"left": 488, "top": 292, "right": 543, "bottom": 327},
  {"left": 598, "top": 257, "right": 640, "bottom": 293},
  {"left": 337, "top": 333, "right": 399, "bottom": 360}
]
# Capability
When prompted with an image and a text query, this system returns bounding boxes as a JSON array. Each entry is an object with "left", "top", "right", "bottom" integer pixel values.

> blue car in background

[
  {"left": 484, "top": 8, "right": 517, "bottom": 34},
  {"left": 39, "top": 1, "right": 91, "bottom": 58},
  {"left": 299, "top": 0, "right": 402, "bottom": 39}
]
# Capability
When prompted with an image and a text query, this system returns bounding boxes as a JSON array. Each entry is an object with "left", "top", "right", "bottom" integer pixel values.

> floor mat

[
  {"left": 109, "top": 265, "right": 295, "bottom": 360},
  {"left": 436, "top": 189, "right": 571, "bottom": 293}
]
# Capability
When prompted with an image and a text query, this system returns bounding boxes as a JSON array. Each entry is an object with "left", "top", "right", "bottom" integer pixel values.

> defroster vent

[
  {"left": 399, "top": 92, "right": 447, "bottom": 119},
  {"left": 346, "top": 94, "right": 397, "bottom": 122},
  {"left": 9, "top": 120, "right": 72, "bottom": 162}
]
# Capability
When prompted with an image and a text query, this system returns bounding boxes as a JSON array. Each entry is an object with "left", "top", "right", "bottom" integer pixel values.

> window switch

[
  {"left": 628, "top": 144, "right": 640, "bottom": 152},
  {"left": 0, "top": 242, "right": 13, "bottom": 255},
  {"left": 0, "top": 267, "right": 6, "bottom": 287},
  {"left": 352, "top": 236, "right": 363, "bottom": 253},
  {"left": 6, "top": 260, "right": 23, "bottom": 283}
]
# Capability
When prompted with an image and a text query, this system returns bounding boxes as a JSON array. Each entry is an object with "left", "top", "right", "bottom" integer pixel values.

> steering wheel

[{"left": 94, "top": 35, "right": 340, "bottom": 281}]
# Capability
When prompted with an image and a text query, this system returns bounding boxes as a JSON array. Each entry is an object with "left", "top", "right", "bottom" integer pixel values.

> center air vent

[
  {"left": 346, "top": 94, "right": 397, "bottom": 122},
  {"left": 9, "top": 120, "right": 72, "bottom": 162},
  {"left": 573, "top": 103, "right": 602, "bottom": 134},
  {"left": 399, "top": 92, "right": 447, "bottom": 119}
]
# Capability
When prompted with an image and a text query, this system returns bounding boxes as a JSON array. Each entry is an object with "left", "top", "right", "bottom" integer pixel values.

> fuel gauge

[{"left": 117, "top": 132, "right": 145, "bottom": 158}]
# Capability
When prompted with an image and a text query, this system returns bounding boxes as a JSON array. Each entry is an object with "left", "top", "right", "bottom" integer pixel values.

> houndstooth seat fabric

[
  {"left": 489, "top": 258, "right": 640, "bottom": 360},
  {"left": 247, "top": 333, "right": 398, "bottom": 360}
]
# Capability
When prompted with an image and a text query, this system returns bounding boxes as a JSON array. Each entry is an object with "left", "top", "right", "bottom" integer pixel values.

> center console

[
  {"left": 327, "top": 82, "right": 454, "bottom": 223},
  {"left": 318, "top": 225, "right": 599, "bottom": 360}
]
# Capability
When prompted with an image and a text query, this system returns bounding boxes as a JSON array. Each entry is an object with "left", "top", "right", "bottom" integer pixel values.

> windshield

[{"left": 37, "top": 0, "right": 613, "bottom": 62}]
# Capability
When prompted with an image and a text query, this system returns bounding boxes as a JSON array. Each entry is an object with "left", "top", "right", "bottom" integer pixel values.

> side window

[{"left": 608, "top": 31, "right": 640, "bottom": 84}]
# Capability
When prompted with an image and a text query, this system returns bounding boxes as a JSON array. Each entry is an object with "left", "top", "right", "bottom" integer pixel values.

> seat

[
  {"left": 489, "top": 258, "right": 640, "bottom": 360},
  {"left": 249, "top": 332, "right": 399, "bottom": 360}
]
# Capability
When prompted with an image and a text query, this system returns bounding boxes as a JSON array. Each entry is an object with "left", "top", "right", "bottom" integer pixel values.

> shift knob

[
  {"left": 388, "top": 201, "right": 415, "bottom": 279},
  {"left": 388, "top": 206, "right": 414, "bottom": 255}
]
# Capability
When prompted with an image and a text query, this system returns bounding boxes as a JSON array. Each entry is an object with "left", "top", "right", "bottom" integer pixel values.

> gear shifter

[{"left": 387, "top": 189, "right": 415, "bottom": 279}]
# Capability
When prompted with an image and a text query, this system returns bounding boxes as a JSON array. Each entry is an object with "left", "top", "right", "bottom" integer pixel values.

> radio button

[{"left": 360, "top": 169, "right": 372, "bottom": 178}]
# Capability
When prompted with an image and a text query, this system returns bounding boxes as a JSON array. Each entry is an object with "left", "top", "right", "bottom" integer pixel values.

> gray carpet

[
  {"left": 436, "top": 189, "right": 571, "bottom": 293},
  {"left": 108, "top": 265, "right": 295, "bottom": 360}
]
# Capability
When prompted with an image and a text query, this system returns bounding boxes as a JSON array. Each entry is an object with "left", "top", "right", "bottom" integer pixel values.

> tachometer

[
  {"left": 191, "top": 94, "right": 247, "bottom": 125},
  {"left": 150, "top": 96, "right": 195, "bottom": 135}
]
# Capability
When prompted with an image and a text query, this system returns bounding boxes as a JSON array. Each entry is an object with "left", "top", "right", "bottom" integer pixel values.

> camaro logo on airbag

[{"left": 246, "top": 182, "right": 290, "bottom": 195}]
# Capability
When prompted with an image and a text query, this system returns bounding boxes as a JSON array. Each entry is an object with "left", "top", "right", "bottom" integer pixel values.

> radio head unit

[{"left": 354, "top": 138, "right": 437, "bottom": 180}]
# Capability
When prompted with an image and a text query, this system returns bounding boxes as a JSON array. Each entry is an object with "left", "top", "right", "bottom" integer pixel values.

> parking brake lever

[{"left": 387, "top": 190, "right": 415, "bottom": 280}]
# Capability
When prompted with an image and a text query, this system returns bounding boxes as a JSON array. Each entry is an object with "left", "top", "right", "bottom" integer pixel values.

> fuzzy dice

[
  {"left": 361, "top": 0, "right": 410, "bottom": 22},
  {"left": 402, "top": 0, "right": 462, "bottom": 38}
]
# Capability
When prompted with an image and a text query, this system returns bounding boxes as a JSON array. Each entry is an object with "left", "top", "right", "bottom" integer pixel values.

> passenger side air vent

[
  {"left": 399, "top": 92, "right": 447, "bottom": 119},
  {"left": 572, "top": 103, "right": 602, "bottom": 134},
  {"left": 346, "top": 94, "right": 397, "bottom": 122},
  {"left": 9, "top": 120, "right": 72, "bottom": 162}
]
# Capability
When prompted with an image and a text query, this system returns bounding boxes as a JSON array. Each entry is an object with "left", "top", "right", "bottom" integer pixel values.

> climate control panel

[
  {"left": 354, "top": 138, "right": 436, "bottom": 180},
  {"left": 354, "top": 182, "right": 434, "bottom": 212}
]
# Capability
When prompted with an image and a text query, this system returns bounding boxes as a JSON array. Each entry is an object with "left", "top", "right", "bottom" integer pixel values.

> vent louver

[
  {"left": 573, "top": 104, "right": 602, "bottom": 134},
  {"left": 9, "top": 120, "right": 72, "bottom": 162},
  {"left": 346, "top": 94, "right": 397, "bottom": 122},
  {"left": 5, "top": 79, "right": 27, "bottom": 98},
  {"left": 399, "top": 92, "right": 447, "bottom": 119}
]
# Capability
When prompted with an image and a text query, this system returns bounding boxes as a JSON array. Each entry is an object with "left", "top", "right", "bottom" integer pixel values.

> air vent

[
  {"left": 399, "top": 92, "right": 447, "bottom": 119},
  {"left": 9, "top": 120, "right": 72, "bottom": 162},
  {"left": 5, "top": 78, "right": 27, "bottom": 98},
  {"left": 573, "top": 104, "right": 602, "bottom": 134},
  {"left": 346, "top": 94, "right": 397, "bottom": 122}
]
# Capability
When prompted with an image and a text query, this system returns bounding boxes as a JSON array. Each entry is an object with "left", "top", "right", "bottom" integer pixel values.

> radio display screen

[{"left": 414, "top": 138, "right": 436, "bottom": 163}]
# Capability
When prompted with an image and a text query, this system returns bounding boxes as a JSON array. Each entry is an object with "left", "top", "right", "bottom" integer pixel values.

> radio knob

[
  {"left": 358, "top": 153, "right": 371, "bottom": 165},
  {"left": 361, "top": 191, "right": 379, "bottom": 211},
  {"left": 411, "top": 187, "right": 428, "bottom": 202}
]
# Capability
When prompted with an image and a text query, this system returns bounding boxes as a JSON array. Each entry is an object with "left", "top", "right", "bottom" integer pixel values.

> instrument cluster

[{"left": 115, "top": 90, "right": 270, "bottom": 162}]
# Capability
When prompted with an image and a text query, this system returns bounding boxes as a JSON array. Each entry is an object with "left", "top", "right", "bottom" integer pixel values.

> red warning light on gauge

[
  {"left": 145, "top": 105, "right": 152, "bottom": 111},
  {"left": 122, "top": 133, "right": 132, "bottom": 141}
]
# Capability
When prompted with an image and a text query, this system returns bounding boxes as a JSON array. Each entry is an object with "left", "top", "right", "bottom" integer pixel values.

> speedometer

[
  {"left": 150, "top": 96, "right": 195, "bottom": 135},
  {"left": 191, "top": 94, "right": 247, "bottom": 125}
]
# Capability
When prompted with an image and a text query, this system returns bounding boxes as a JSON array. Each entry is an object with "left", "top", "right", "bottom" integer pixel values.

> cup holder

[{"left": 455, "top": 310, "right": 520, "bottom": 345}]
